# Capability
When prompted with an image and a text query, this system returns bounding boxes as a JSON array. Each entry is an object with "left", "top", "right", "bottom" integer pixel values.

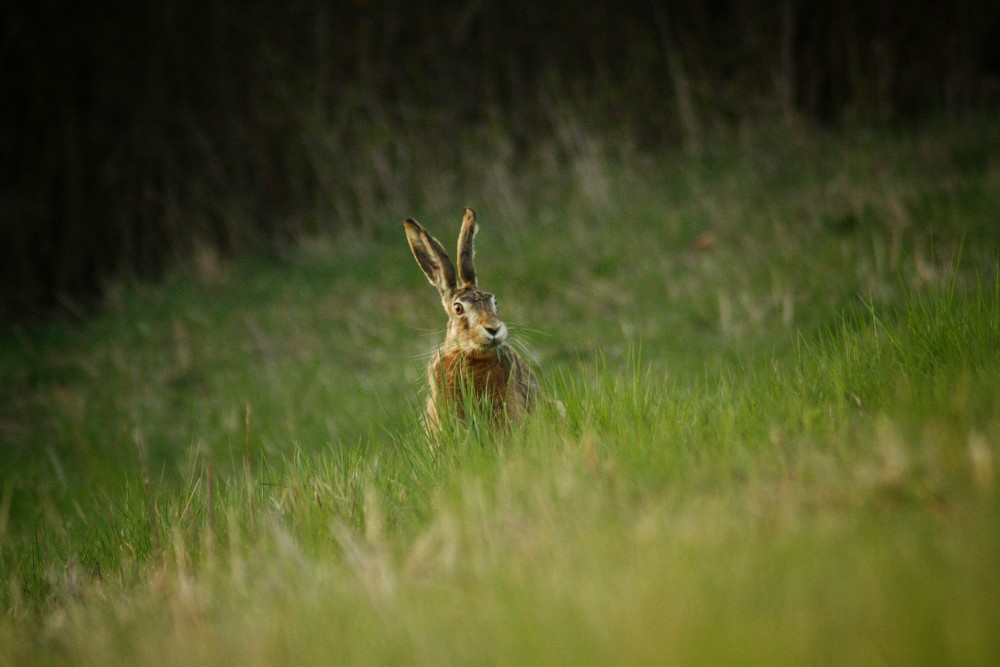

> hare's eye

[
  {"left": 453, "top": 302, "right": 465, "bottom": 315},
  {"left": 493, "top": 297, "right": 499, "bottom": 311}
]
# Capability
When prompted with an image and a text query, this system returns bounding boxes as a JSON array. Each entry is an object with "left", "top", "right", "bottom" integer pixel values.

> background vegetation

[{"left": 3, "top": 0, "right": 999, "bottom": 314}]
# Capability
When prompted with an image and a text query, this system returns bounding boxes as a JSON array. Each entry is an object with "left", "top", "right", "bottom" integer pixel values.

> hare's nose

[{"left": 485, "top": 326, "right": 500, "bottom": 336}]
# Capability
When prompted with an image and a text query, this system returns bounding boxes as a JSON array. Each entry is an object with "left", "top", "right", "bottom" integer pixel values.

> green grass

[{"left": 1, "top": 121, "right": 999, "bottom": 665}]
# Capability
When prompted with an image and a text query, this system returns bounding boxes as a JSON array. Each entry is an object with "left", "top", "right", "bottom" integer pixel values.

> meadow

[{"left": 1, "top": 119, "right": 999, "bottom": 665}]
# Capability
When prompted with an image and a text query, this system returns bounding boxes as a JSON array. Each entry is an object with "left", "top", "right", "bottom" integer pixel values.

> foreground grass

[{"left": 1, "top": 122, "right": 999, "bottom": 664}]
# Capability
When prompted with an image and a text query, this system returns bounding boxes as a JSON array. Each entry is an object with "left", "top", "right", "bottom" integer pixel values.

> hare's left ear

[{"left": 456, "top": 207, "right": 477, "bottom": 288}]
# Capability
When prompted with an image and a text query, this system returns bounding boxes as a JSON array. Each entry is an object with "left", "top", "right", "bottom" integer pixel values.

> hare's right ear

[
  {"left": 404, "top": 218, "right": 456, "bottom": 296},
  {"left": 456, "top": 207, "right": 477, "bottom": 288}
]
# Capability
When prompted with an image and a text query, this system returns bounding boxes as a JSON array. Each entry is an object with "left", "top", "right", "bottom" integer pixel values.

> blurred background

[{"left": 3, "top": 0, "right": 999, "bottom": 317}]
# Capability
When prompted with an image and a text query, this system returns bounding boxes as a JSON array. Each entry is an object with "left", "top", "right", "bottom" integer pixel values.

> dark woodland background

[{"left": 3, "top": 0, "right": 999, "bottom": 316}]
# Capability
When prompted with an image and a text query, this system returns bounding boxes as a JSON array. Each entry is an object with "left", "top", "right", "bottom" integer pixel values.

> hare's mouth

[
  {"left": 484, "top": 336, "right": 503, "bottom": 348},
  {"left": 482, "top": 325, "right": 507, "bottom": 347}
]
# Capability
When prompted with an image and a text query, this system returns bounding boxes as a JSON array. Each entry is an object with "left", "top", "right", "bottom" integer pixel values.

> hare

[{"left": 404, "top": 207, "right": 538, "bottom": 431}]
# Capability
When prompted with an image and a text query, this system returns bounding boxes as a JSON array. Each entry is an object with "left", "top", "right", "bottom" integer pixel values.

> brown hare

[{"left": 404, "top": 207, "right": 538, "bottom": 432}]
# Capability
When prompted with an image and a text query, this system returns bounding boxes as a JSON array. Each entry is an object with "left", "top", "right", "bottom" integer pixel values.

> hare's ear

[
  {"left": 456, "top": 207, "right": 477, "bottom": 288},
  {"left": 405, "top": 218, "right": 457, "bottom": 296}
]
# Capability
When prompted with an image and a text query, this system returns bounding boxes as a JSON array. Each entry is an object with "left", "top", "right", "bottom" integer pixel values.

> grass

[{"left": 1, "top": 120, "right": 999, "bottom": 665}]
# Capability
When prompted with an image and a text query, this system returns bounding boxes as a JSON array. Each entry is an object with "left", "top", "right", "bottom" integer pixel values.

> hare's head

[{"left": 404, "top": 208, "right": 508, "bottom": 354}]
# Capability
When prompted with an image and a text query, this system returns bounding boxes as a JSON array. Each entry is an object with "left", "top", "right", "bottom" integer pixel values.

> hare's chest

[{"left": 432, "top": 351, "right": 513, "bottom": 408}]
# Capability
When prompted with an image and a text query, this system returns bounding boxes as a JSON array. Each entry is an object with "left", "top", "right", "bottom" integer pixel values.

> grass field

[{"left": 1, "top": 121, "right": 999, "bottom": 665}]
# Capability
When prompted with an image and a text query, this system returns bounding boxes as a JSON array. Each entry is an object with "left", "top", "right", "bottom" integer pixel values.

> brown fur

[{"left": 427, "top": 346, "right": 537, "bottom": 430}]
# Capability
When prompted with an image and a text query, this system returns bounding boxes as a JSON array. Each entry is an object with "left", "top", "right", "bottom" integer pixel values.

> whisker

[
  {"left": 504, "top": 320, "right": 553, "bottom": 338},
  {"left": 403, "top": 323, "right": 445, "bottom": 335},
  {"left": 411, "top": 352, "right": 439, "bottom": 364},
  {"left": 507, "top": 327, "right": 547, "bottom": 348},
  {"left": 507, "top": 336, "right": 542, "bottom": 361}
]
